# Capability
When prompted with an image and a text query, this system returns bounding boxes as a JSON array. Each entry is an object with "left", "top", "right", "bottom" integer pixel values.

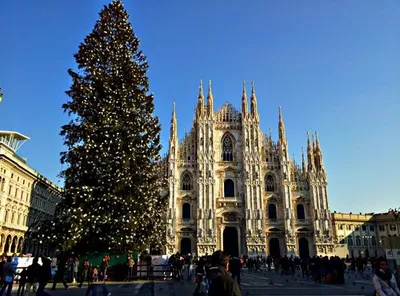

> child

[{"left": 93, "top": 267, "right": 99, "bottom": 282}]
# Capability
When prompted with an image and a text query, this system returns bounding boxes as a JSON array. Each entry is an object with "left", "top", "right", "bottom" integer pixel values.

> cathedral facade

[{"left": 165, "top": 81, "right": 334, "bottom": 258}]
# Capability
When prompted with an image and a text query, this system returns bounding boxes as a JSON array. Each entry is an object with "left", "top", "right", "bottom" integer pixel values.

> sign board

[
  {"left": 151, "top": 255, "right": 170, "bottom": 277},
  {"left": 385, "top": 249, "right": 400, "bottom": 260},
  {"left": 137, "top": 255, "right": 170, "bottom": 277},
  {"left": 15, "top": 257, "right": 57, "bottom": 280}
]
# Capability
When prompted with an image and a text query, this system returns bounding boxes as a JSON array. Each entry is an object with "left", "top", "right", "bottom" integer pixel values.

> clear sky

[{"left": 0, "top": 1, "right": 399, "bottom": 213}]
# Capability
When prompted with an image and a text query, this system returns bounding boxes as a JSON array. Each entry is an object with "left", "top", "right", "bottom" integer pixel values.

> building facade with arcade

[
  {"left": 0, "top": 131, "right": 61, "bottom": 256},
  {"left": 165, "top": 81, "right": 334, "bottom": 258}
]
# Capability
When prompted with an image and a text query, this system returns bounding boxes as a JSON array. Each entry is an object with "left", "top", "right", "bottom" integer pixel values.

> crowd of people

[
  {"left": 0, "top": 251, "right": 398, "bottom": 296},
  {"left": 168, "top": 252, "right": 400, "bottom": 296},
  {"left": 0, "top": 254, "right": 113, "bottom": 296},
  {"left": 0, "top": 255, "right": 53, "bottom": 296}
]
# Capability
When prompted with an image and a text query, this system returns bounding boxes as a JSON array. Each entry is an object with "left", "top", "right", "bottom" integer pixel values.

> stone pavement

[
  {"left": 240, "top": 271, "right": 372, "bottom": 295},
  {"left": 5, "top": 268, "right": 376, "bottom": 295}
]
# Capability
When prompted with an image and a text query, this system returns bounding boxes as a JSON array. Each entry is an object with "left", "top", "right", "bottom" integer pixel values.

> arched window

[
  {"left": 371, "top": 236, "right": 377, "bottom": 246},
  {"left": 222, "top": 135, "right": 234, "bottom": 161},
  {"left": 348, "top": 237, "right": 353, "bottom": 246},
  {"left": 356, "top": 236, "right": 361, "bottom": 246},
  {"left": 296, "top": 204, "right": 305, "bottom": 220},
  {"left": 363, "top": 237, "right": 368, "bottom": 246},
  {"left": 181, "top": 172, "right": 192, "bottom": 191},
  {"left": 265, "top": 174, "right": 276, "bottom": 192},
  {"left": 268, "top": 204, "right": 277, "bottom": 219},
  {"left": 5, "top": 210, "right": 9, "bottom": 223},
  {"left": 224, "top": 179, "right": 235, "bottom": 197},
  {"left": 182, "top": 203, "right": 190, "bottom": 220}
]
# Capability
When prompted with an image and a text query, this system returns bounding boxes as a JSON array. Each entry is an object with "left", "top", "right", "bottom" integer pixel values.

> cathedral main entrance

[
  {"left": 223, "top": 227, "right": 239, "bottom": 257},
  {"left": 269, "top": 238, "right": 281, "bottom": 257},
  {"left": 180, "top": 238, "right": 191, "bottom": 255},
  {"left": 298, "top": 237, "right": 310, "bottom": 258}
]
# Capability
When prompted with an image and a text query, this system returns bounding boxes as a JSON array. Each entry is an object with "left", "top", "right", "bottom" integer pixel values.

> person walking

[
  {"left": 25, "top": 257, "right": 41, "bottom": 296},
  {"left": 229, "top": 257, "right": 241, "bottom": 285},
  {"left": 78, "top": 260, "right": 90, "bottom": 288},
  {"left": 0, "top": 256, "right": 18, "bottom": 296},
  {"left": 36, "top": 257, "right": 52, "bottom": 296},
  {"left": 208, "top": 251, "right": 241, "bottom": 296},
  {"left": 51, "top": 256, "right": 68, "bottom": 290},
  {"left": 16, "top": 268, "right": 27, "bottom": 296}
]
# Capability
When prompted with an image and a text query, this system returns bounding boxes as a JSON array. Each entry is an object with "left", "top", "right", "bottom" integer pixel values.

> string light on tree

[{"left": 38, "top": 0, "right": 167, "bottom": 254}]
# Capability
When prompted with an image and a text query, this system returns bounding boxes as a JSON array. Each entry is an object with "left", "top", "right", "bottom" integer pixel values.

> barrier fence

[{"left": 13, "top": 264, "right": 173, "bottom": 283}]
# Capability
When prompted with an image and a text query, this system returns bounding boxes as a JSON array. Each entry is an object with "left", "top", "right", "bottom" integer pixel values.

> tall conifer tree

[{"left": 51, "top": 0, "right": 164, "bottom": 253}]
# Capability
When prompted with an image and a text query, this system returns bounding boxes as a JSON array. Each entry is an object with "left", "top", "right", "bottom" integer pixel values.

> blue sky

[{"left": 0, "top": 1, "right": 399, "bottom": 213}]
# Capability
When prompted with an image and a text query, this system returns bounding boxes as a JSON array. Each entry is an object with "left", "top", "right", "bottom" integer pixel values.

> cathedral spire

[
  {"left": 242, "top": 81, "right": 248, "bottom": 117},
  {"left": 250, "top": 81, "right": 259, "bottom": 120},
  {"left": 170, "top": 102, "right": 177, "bottom": 141},
  {"left": 207, "top": 80, "right": 214, "bottom": 116},
  {"left": 307, "top": 131, "right": 315, "bottom": 172},
  {"left": 312, "top": 133, "right": 316, "bottom": 153},
  {"left": 315, "top": 131, "right": 321, "bottom": 151},
  {"left": 269, "top": 128, "right": 273, "bottom": 150},
  {"left": 278, "top": 106, "right": 287, "bottom": 143},
  {"left": 196, "top": 79, "right": 205, "bottom": 118},
  {"left": 314, "top": 131, "right": 325, "bottom": 172},
  {"left": 302, "top": 147, "right": 306, "bottom": 173}
]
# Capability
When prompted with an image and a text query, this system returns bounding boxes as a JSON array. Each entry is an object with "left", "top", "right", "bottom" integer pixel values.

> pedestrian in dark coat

[
  {"left": 26, "top": 257, "right": 41, "bottom": 295},
  {"left": 208, "top": 251, "right": 241, "bottom": 296},
  {"left": 16, "top": 268, "right": 27, "bottom": 296},
  {"left": 78, "top": 260, "right": 90, "bottom": 288},
  {"left": 51, "top": 256, "right": 68, "bottom": 290},
  {"left": 36, "top": 257, "right": 52, "bottom": 296}
]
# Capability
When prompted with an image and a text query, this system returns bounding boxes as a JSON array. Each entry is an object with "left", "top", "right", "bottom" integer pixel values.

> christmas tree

[{"left": 44, "top": 0, "right": 165, "bottom": 254}]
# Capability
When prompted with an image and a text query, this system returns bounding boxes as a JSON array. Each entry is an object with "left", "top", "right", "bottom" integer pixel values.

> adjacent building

[
  {"left": 332, "top": 211, "right": 400, "bottom": 258},
  {"left": 166, "top": 81, "right": 333, "bottom": 258},
  {"left": 0, "top": 131, "right": 62, "bottom": 256}
]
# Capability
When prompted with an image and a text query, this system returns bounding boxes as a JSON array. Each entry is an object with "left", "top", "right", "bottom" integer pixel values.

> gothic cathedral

[{"left": 165, "top": 80, "right": 334, "bottom": 258}]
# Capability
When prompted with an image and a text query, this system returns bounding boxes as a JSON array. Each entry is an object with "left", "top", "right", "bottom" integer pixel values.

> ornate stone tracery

[{"left": 166, "top": 83, "right": 333, "bottom": 257}]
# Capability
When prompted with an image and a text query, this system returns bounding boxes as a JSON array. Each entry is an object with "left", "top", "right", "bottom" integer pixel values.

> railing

[
  {"left": 131, "top": 264, "right": 173, "bottom": 280},
  {"left": 295, "top": 219, "right": 311, "bottom": 226},
  {"left": 265, "top": 219, "right": 284, "bottom": 226},
  {"left": 217, "top": 197, "right": 242, "bottom": 203},
  {"left": 178, "top": 219, "right": 195, "bottom": 225},
  {"left": 13, "top": 264, "right": 173, "bottom": 283}
]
